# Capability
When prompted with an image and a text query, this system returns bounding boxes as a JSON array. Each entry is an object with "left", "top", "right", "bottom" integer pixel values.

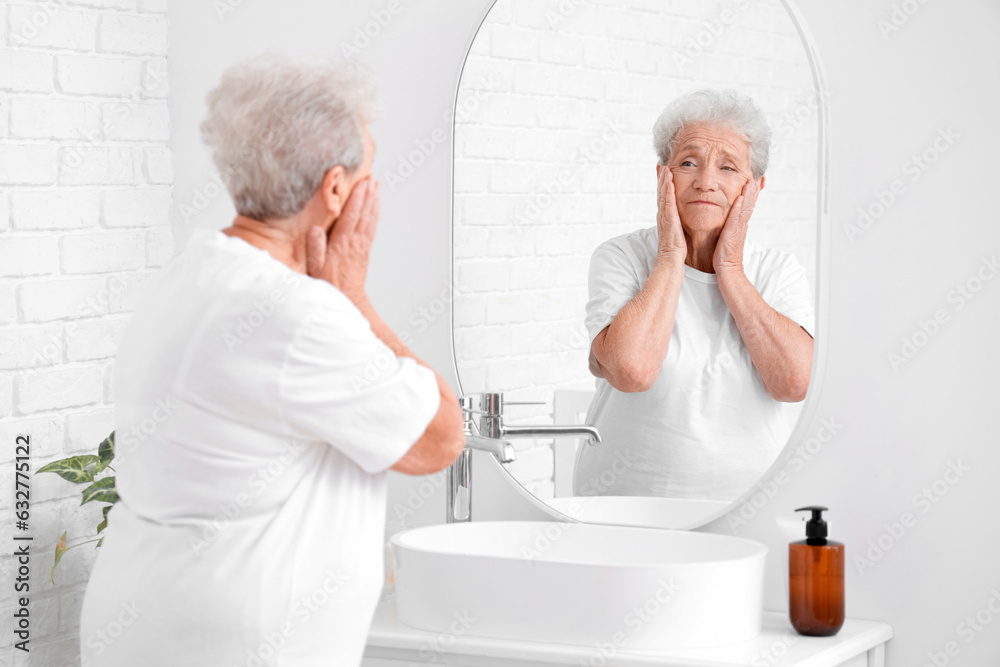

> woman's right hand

[
  {"left": 655, "top": 166, "right": 687, "bottom": 260},
  {"left": 306, "top": 176, "right": 380, "bottom": 305}
]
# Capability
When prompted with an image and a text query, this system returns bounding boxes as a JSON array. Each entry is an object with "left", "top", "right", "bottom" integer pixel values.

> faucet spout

[
  {"left": 465, "top": 433, "right": 517, "bottom": 463},
  {"left": 501, "top": 424, "right": 602, "bottom": 444}
]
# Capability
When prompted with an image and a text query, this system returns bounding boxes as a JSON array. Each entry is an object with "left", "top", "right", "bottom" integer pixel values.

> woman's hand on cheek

[
  {"left": 306, "top": 177, "right": 380, "bottom": 304},
  {"left": 655, "top": 166, "right": 687, "bottom": 259},
  {"left": 712, "top": 178, "right": 758, "bottom": 275}
]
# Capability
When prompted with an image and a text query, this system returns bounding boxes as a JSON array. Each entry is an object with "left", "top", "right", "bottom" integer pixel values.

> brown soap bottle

[{"left": 789, "top": 506, "right": 844, "bottom": 636}]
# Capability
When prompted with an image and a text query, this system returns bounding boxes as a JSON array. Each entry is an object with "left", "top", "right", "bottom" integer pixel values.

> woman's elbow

[
  {"left": 770, "top": 370, "right": 811, "bottom": 403},
  {"left": 427, "top": 401, "right": 466, "bottom": 472},
  {"left": 610, "top": 361, "right": 659, "bottom": 393},
  {"left": 391, "top": 400, "right": 466, "bottom": 476}
]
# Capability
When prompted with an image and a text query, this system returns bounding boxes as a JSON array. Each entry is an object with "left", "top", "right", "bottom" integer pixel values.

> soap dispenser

[{"left": 789, "top": 506, "right": 844, "bottom": 636}]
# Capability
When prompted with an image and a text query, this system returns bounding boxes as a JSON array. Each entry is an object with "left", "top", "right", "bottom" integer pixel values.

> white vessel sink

[
  {"left": 390, "top": 521, "right": 767, "bottom": 651},
  {"left": 544, "top": 495, "right": 731, "bottom": 529}
]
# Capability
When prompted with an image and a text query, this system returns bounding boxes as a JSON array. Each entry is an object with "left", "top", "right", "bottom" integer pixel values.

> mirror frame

[{"left": 448, "top": 0, "right": 832, "bottom": 531}]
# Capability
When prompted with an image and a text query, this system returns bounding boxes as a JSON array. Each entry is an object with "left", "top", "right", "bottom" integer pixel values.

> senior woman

[
  {"left": 573, "top": 88, "right": 814, "bottom": 502},
  {"left": 79, "top": 53, "right": 465, "bottom": 666}
]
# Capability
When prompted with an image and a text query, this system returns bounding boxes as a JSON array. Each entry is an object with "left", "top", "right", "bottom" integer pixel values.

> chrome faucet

[{"left": 446, "top": 392, "right": 602, "bottom": 523}]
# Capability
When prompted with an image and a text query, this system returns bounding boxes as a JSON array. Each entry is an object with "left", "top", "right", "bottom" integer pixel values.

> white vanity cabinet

[{"left": 362, "top": 596, "right": 891, "bottom": 667}]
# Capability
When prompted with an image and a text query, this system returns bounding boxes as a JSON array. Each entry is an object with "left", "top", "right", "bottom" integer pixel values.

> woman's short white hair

[
  {"left": 652, "top": 88, "right": 771, "bottom": 179},
  {"left": 200, "top": 51, "right": 381, "bottom": 221}
]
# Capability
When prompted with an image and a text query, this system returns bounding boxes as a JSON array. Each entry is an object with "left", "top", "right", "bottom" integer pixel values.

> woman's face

[{"left": 660, "top": 123, "right": 759, "bottom": 234}]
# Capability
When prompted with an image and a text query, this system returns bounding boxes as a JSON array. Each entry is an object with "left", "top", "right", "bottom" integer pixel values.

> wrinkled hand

[
  {"left": 713, "top": 177, "right": 760, "bottom": 274},
  {"left": 306, "top": 176, "right": 380, "bottom": 304},
  {"left": 656, "top": 166, "right": 686, "bottom": 259}
]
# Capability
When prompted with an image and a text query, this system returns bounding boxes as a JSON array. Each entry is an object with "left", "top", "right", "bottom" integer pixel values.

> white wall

[
  {"left": 19, "top": 1, "right": 997, "bottom": 666},
  {"left": 0, "top": 0, "right": 171, "bottom": 663},
  {"left": 452, "top": 0, "right": 819, "bottom": 496}
]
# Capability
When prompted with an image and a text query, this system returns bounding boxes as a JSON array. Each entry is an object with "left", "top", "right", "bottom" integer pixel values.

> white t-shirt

[
  {"left": 79, "top": 227, "right": 440, "bottom": 667},
  {"left": 573, "top": 226, "right": 813, "bottom": 501}
]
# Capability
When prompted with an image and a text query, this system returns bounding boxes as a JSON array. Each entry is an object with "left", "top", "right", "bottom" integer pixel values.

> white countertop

[{"left": 364, "top": 593, "right": 892, "bottom": 667}]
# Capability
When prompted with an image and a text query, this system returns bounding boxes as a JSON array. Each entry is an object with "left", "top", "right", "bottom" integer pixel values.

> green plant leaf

[
  {"left": 37, "top": 455, "right": 99, "bottom": 484},
  {"left": 81, "top": 477, "right": 118, "bottom": 505},
  {"left": 96, "top": 505, "right": 112, "bottom": 534},
  {"left": 97, "top": 537, "right": 104, "bottom": 548},
  {"left": 93, "top": 432, "right": 115, "bottom": 475}
]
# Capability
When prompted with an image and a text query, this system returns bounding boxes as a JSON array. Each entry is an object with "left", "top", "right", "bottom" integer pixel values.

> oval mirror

[{"left": 453, "top": 0, "right": 826, "bottom": 529}]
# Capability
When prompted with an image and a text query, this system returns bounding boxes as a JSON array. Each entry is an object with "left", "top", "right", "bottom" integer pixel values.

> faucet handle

[
  {"left": 458, "top": 395, "right": 485, "bottom": 415},
  {"left": 462, "top": 393, "right": 545, "bottom": 423}
]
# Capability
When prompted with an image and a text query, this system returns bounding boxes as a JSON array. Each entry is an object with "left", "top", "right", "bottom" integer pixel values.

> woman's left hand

[{"left": 713, "top": 177, "right": 760, "bottom": 274}]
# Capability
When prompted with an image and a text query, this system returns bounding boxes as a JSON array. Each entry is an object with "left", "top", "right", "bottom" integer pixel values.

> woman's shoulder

[
  {"left": 744, "top": 240, "right": 806, "bottom": 275},
  {"left": 743, "top": 241, "right": 811, "bottom": 298},
  {"left": 592, "top": 225, "right": 659, "bottom": 264}
]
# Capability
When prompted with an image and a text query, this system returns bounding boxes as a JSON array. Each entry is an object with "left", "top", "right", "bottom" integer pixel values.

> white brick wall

[
  {"left": 0, "top": 1, "right": 172, "bottom": 663},
  {"left": 454, "top": 0, "right": 821, "bottom": 496}
]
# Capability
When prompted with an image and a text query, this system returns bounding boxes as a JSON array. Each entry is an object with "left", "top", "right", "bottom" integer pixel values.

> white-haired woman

[
  {"left": 574, "top": 88, "right": 814, "bottom": 502},
  {"left": 79, "top": 52, "right": 465, "bottom": 666}
]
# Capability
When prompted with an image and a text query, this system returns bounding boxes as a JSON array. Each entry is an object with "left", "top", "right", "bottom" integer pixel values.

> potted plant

[{"left": 36, "top": 432, "right": 119, "bottom": 584}]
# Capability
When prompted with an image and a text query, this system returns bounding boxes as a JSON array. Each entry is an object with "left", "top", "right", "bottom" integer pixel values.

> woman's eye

[
  {"left": 722, "top": 166, "right": 736, "bottom": 171},
  {"left": 680, "top": 160, "right": 695, "bottom": 167}
]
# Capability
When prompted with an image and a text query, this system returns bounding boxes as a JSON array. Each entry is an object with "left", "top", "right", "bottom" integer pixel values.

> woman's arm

[
  {"left": 306, "top": 177, "right": 465, "bottom": 476},
  {"left": 590, "top": 252, "right": 685, "bottom": 392},
  {"left": 712, "top": 181, "right": 813, "bottom": 402},
  {"left": 590, "top": 166, "right": 688, "bottom": 393},
  {"left": 351, "top": 296, "right": 466, "bottom": 475},
  {"left": 716, "top": 270, "right": 813, "bottom": 401}
]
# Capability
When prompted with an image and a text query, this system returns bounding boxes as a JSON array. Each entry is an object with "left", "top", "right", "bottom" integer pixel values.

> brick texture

[{"left": 0, "top": 4, "right": 173, "bottom": 663}]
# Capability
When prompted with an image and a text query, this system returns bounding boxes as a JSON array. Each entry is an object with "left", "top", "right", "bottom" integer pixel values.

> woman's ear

[
  {"left": 758, "top": 175, "right": 766, "bottom": 192},
  {"left": 320, "top": 166, "right": 349, "bottom": 218}
]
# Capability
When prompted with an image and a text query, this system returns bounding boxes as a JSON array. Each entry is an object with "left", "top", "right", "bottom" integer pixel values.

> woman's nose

[{"left": 692, "top": 167, "right": 718, "bottom": 191}]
